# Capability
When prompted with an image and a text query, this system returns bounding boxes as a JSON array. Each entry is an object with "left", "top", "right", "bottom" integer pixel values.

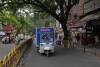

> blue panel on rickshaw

[{"left": 36, "top": 28, "right": 54, "bottom": 46}]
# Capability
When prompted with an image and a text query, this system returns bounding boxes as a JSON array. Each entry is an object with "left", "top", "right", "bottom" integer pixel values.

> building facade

[
  {"left": 83, "top": 0, "right": 100, "bottom": 44},
  {"left": 68, "top": 0, "right": 84, "bottom": 27},
  {"left": 74, "top": 0, "right": 100, "bottom": 47}
]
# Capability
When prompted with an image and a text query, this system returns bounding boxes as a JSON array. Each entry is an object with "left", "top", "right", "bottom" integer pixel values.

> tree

[
  {"left": 0, "top": 0, "right": 79, "bottom": 40},
  {"left": 0, "top": 3, "right": 34, "bottom": 36},
  {"left": 22, "top": 0, "right": 79, "bottom": 40}
]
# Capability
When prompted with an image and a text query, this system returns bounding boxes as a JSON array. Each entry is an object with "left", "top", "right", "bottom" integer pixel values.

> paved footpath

[
  {"left": 0, "top": 43, "right": 15, "bottom": 60},
  {"left": 75, "top": 45, "right": 100, "bottom": 57}
]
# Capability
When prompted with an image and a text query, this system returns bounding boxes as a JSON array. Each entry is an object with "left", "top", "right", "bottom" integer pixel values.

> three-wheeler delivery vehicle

[{"left": 36, "top": 27, "right": 54, "bottom": 56}]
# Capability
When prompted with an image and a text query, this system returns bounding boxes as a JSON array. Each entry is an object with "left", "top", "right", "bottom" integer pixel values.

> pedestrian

[
  {"left": 15, "top": 36, "right": 18, "bottom": 42},
  {"left": 9, "top": 36, "right": 11, "bottom": 43},
  {"left": 28, "top": 34, "right": 31, "bottom": 39},
  {"left": 33, "top": 35, "right": 36, "bottom": 45},
  {"left": 76, "top": 34, "right": 80, "bottom": 41},
  {"left": 82, "top": 34, "right": 89, "bottom": 45},
  {"left": 24, "top": 34, "right": 28, "bottom": 40},
  {"left": 94, "top": 36, "right": 99, "bottom": 47},
  {"left": 95, "top": 36, "right": 99, "bottom": 43},
  {"left": 76, "top": 34, "right": 80, "bottom": 45},
  {"left": 15, "top": 36, "right": 19, "bottom": 45},
  {"left": 10, "top": 34, "right": 14, "bottom": 43},
  {"left": 55, "top": 32, "right": 57, "bottom": 40},
  {"left": 72, "top": 36, "right": 77, "bottom": 47},
  {"left": 5, "top": 36, "right": 9, "bottom": 44},
  {"left": 56, "top": 35, "right": 62, "bottom": 45},
  {"left": 6, "top": 23, "right": 13, "bottom": 36},
  {"left": 81, "top": 34, "right": 89, "bottom": 52},
  {"left": 2, "top": 36, "right": 6, "bottom": 44}
]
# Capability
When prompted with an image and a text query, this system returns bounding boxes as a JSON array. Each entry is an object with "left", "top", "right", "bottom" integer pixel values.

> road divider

[{"left": 0, "top": 38, "right": 33, "bottom": 67}]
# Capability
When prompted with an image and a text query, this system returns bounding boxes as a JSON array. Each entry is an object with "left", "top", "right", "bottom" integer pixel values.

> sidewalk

[
  {"left": 75, "top": 44, "right": 100, "bottom": 57},
  {"left": 0, "top": 43, "right": 15, "bottom": 60}
]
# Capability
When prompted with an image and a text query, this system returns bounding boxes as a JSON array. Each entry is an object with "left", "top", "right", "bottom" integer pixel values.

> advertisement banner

[{"left": 36, "top": 28, "right": 54, "bottom": 46}]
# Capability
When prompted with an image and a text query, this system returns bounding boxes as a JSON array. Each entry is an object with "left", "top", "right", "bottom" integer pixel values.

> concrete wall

[{"left": 71, "top": 0, "right": 84, "bottom": 17}]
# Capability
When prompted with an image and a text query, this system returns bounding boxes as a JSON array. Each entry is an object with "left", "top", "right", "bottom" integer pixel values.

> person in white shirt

[
  {"left": 15, "top": 36, "right": 18, "bottom": 42},
  {"left": 28, "top": 35, "right": 31, "bottom": 39},
  {"left": 24, "top": 35, "right": 27, "bottom": 39},
  {"left": 2, "top": 37, "right": 6, "bottom": 44}
]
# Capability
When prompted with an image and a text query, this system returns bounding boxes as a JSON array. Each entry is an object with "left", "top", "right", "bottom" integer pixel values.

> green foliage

[
  {"left": 0, "top": 2, "right": 35, "bottom": 33},
  {"left": 44, "top": 21, "right": 50, "bottom": 27},
  {"left": 0, "top": 0, "right": 79, "bottom": 39}
]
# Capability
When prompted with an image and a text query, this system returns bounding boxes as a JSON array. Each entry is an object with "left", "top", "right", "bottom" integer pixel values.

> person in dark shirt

[{"left": 76, "top": 35, "right": 80, "bottom": 41}]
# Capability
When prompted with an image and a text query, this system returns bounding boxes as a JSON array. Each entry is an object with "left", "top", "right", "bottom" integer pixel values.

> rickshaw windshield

[{"left": 40, "top": 32, "right": 53, "bottom": 44}]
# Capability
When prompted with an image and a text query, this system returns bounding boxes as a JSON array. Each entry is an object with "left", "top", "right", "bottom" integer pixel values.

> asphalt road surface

[
  {"left": 0, "top": 44, "right": 15, "bottom": 60},
  {"left": 21, "top": 44, "right": 100, "bottom": 67}
]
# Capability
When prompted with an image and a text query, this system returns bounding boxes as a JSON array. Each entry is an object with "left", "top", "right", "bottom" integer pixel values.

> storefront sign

[
  {"left": 84, "top": 1, "right": 94, "bottom": 14},
  {"left": 94, "top": 0, "right": 100, "bottom": 10},
  {"left": 40, "top": 29, "right": 50, "bottom": 32},
  {"left": 98, "top": 0, "right": 100, "bottom": 6},
  {"left": 84, "top": 0, "right": 100, "bottom": 14},
  {"left": 85, "top": 25, "right": 93, "bottom": 36}
]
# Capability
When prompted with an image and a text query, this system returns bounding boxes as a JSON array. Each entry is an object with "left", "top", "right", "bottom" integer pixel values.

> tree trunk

[
  {"left": 15, "top": 25, "right": 23, "bottom": 36},
  {"left": 61, "top": 22, "right": 68, "bottom": 40},
  {"left": 60, "top": 21, "right": 69, "bottom": 48}
]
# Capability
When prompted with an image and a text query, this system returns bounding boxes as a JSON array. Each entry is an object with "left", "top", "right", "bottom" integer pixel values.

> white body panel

[{"left": 39, "top": 44, "right": 54, "bottom": 53}]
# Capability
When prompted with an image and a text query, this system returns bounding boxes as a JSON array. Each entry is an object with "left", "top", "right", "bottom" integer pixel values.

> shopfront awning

[
  {"left": 79, "top": 14, "right": 100, "bottom": 22},
  {"left": 75, "top": 14, "right": 100, "bottom": 27},
  {"left": 79, "top": 15, "right": 94, "bottom": 22},
  {"left": 74, "top": 22, "right": 84, "bottom": 27},
  {"left": 93, "top": 15, "right": 100, "bottom": 19}
]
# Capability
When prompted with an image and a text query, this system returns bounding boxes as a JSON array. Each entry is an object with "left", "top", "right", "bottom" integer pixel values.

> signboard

[
  {"left": 85, "top": 24, "right": 93, "bottom": 36},
  {"left": 84, "top": 1, "right": 94, "bottom": 14},
  {"left": 84, "top": 0, "right": 100, "bottom": 14},
  {"left": 36, "top": 28, "right": 54, "bottom": 46},
  {"left": 94, "top": 0, "right": 100, "bottom": 10}
]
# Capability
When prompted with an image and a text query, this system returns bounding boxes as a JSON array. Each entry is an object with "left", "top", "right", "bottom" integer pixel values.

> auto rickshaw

[{"left": 36, "top": 27, "right": 54, "bottom": 57}]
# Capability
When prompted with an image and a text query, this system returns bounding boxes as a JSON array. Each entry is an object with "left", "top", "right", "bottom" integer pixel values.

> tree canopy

[{"left": 0, "top": 0, "right": 79, "bottom": 40}]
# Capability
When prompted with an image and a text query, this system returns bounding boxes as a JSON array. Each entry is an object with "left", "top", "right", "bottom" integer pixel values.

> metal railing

[{"left": 0, "top": 38, "right": 33, "bottom": 67}]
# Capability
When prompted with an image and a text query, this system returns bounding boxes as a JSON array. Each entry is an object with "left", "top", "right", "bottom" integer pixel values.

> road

[
  {"left": 0, "top": 43, "right": 15, "bottom": 60},
  {"left": 21, "top": 44, "right": 100, "bottom": 67}
]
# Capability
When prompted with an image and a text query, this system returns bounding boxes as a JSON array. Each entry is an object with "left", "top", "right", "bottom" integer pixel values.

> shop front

[
  {"left": 90, "top": 19, "right": 100, "bottom": 42},
  {"left": 84, "top": 17, "right": 100, "bottom": 48}
]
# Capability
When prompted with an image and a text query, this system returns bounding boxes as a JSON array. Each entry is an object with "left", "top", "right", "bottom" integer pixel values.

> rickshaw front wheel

[
  {"left": 37, "top": 47, "right": 39, "bottom": 53},
  {"left": 45, "top": 50, "right": 50, "bottom": 57}
]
